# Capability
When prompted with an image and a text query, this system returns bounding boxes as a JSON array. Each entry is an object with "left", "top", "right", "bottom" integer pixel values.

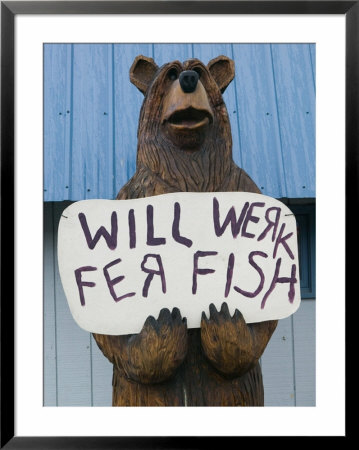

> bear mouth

[{"left": 167, "top": 107, "right": 213, "bottom": 131}]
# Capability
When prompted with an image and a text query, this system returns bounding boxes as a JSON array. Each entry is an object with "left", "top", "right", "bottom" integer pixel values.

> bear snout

[{"left": 179, "top": 70, "right": 199, "bottom": 93}]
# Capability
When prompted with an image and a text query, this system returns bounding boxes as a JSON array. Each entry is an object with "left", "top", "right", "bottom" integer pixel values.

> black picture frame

[{"left": 1, "top": 1, "right": 353, "bottom": 447}]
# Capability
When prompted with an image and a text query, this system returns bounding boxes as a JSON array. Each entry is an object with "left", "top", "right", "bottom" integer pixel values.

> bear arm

[
  {"left": 239, "top": 169, "right": 262, "bottom": 194},
  {"left": 115, "top": 313, "right": 188, "bottom": 384},
  {"left": 201, "top": 304, "right": 277, "bottom": 378},
  {"left": 94, "top": 310, "right": 188, "bottom": 385},
  {"left": 250, "top": 319, "right": 278, "bottom": 363},
  {"left": 92, "top": 333, "right": 117, "bottom": 364}
]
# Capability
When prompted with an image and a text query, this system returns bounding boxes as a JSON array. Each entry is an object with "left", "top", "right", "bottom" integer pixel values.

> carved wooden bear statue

[{"left": 93, "top": 55, "right": 278, "bottom": 406}]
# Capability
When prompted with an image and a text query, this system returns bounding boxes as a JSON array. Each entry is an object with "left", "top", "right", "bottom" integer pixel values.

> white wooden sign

[{"left": 58, "top": 192, "right": 301, "bottom": 335}]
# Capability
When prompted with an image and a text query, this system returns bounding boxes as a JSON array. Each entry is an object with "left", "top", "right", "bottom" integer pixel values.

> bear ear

[
  {"left": 130, "top": 55, "right": 159, "bottom": 95},
  {"left": 207, "top": 55, "right": 235, "bottom": 93}
]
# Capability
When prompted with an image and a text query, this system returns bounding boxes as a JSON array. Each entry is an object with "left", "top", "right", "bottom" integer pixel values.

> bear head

[{"left": 130, "top": 55, "right": 236, "bottom": 192}]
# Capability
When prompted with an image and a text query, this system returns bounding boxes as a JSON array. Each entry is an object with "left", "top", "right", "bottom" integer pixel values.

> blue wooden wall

[
  {"left": 43, "top": 43, "right": 316, "bottom": 407},
  {"left": 44, "top": 43, "right": 315, "bottom": 201}
]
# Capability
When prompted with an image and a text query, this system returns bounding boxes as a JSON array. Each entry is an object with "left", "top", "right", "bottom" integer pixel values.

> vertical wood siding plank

[
  {"left": 44, "top": 44, "right": 70, "bottom": 201},
  {"left": 192, "top": 43, "right": 242, "bottom": 170},
  {"left": 232, "top": 44, "right": 286, "bottom": 198},
  {"left": 43, "top": 202, "right": 57, "bottom": 405},
  {"left": 293, "top": 300, "right": 316, "bottom": 406},
  {"left": 71, "top": 44, "right": 114, "bottom": 201},
  {"left": 309, "top": 44, "right": 316, "bottom": 91},
  {"left": 53, "top": 202, "right": 92, "bottom": 405},
  {"left": 153, "top": 43, "right": 193, "bottom": 67},
  {"left": 63, "top": 45, "right": 73, "bottom": 201},
  {"left": 110, "top": 44, "right": 117, "bottom": 199},
  {"left": 261, "top": 317, "right": 295, "bottom": 406},
  {"left": 113, "top": 44, "right": 153, "bottom": 196},
  {"left": 70, "top": 46, "right": 85, "bottom": 199},
  {"left": 271, "top": 44, "right": 316, "bottom": 198},
  {"left": 98, "top": 43, "right": 115, "bottom": 200}
]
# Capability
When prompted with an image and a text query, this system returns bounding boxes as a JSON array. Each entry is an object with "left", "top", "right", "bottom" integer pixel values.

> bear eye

[
  {"left": 168, "top": 68, "right": 178, "bottom": 81},
  {"left": 193, "top": 68, "right": 202, "bottom": 78}
]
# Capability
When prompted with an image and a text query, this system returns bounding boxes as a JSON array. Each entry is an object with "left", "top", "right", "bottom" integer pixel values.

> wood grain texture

[
  {"left": 154, "top": 44, "right": 193, "bottom": 68},
  {"left": 43, "top": 44, "right": 316, "bottom": 406},
  {"left": 232, "top": 44, "right": 286, "bottom": 198},
  {"left": 93, "top": 55, "right": 278, "bottom": 406},
  {"left": 113, "top": 44, "right": 153, "bottom": 196},
  {"left": 271, "top": 44, "right": 316, "bottom": 198},
  {"left": 201, "top": 303, "right": 277, "bottom": 378},
  {"left": 182, "top": 329, "right": 265, "bottom": 406},
  {"left": 43, "top": 203, "right": 315, "bottom": 406},
  {"left": 193, "top": 44, "right": 242, "bottom": 170},
  {"left": 43, "top": 44, "right": 72, "bottom": 201},
  {"left": 71, "top": 44, "right": 114, "bottom": 200},
  {"left": 43, "top": 43, "right": 316, "bottom": 201}
]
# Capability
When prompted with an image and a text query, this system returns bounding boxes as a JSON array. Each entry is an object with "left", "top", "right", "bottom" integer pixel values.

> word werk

[{"left": 75, "top": 198, "right": 297, "bottom": 310}]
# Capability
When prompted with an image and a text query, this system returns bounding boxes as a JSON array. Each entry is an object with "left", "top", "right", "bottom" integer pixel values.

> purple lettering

[
  {"left": 257, "top": 207, "right": 281, "bottom": 242},
  {"left": 273, "top": 223, "right": 295, "bottom": 260},
  {"left": 146, "top": 205, "right": 166, "bottom": 246},
  {"left": 192, "top": 251, "right": 218, "bottom": 294},
  {"left": 140, "top": 254, "right": 166, "bottom": 297},
  {"left": 74, "top": 266, "right": 97, "bottom": 306},
  {"left": 241, "top": 202, "right": 265, "bottom": 239},
  {"left": 213, "top": 197, "right": 249, "bottom": 238},
  {"left": 103, "top": 258, "right": 135, "bottom": 302},
  {"left": 128, "top": 209, "right": 136, "bottom": 249},
  {"left": 79, "top": 211, "right": 117, "bottom": 250},
  {"left": 261, "top": 259, "right": 297, "bottom": 309},
  {"left": 233, "top": 251, "right": 267, "bottom": 298},
  {"left": 172, "top": 202, "right": 193, "bottom": 248},
  {"left": 224, "top": 252, "right": 235, "bottom": 298}
]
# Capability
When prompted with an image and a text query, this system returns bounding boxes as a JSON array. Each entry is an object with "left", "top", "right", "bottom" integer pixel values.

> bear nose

[{"left": 179, "top": 70, "right": 199, "bottom": 93}]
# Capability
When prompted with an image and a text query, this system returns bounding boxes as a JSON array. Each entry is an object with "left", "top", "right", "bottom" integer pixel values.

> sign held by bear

[{"left": 58, "top": 192, "right": 300, "bottom": 335}]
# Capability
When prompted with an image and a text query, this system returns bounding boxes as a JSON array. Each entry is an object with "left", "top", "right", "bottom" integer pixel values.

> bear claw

[{"left": 203, "top": 302, "right": 236, "bottom": 324}]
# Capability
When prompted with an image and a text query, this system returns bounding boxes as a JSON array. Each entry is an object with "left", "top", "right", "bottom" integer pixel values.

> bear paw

[
  {"left": 116, "top": 307, "right": 188, "bottom": 384},
  {"left": 201, "top": 302, "right": 258, "bottom": 378}
]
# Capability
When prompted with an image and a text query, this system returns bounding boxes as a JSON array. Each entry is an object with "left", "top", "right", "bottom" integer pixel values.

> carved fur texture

[{"left": 93, "top": 55, "right": 278, "bottom": 406}]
